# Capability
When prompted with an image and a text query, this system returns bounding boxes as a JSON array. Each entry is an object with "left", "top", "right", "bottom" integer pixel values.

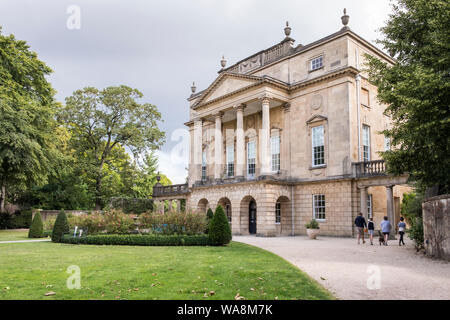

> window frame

[
  {"left": 313, "top": 194, "right": 326, "bottom": 221},
  {"left": 362, "top": 125, "right": 371, "bottom": 162},
  {"left": 247, "top": 141, "right": 256, "bottom": 178},
  {"left": 201, "top": 150, "right": 207, "bottom": 181},
  {"left": 270, "top": 134, "right": 281, "bottom": 173},
  {"left": 310, "top": 55, "right": 324, "bottom": 71},
  {"left": 275, "top": 202, "right": 281, "bottom": 224},
  {"left": 311, "top": 125, "right": 325, "bottom": 167},
  {"left": 226, "top": 144, "right": 234, "bottom": 178}
]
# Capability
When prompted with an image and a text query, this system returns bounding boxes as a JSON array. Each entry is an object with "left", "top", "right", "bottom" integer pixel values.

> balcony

[
  {"left": 353, "top": 160, "right": 387, "bottom": 177},
  {"left": 152, "top": 184, "right": 189, "bottom": 197}
]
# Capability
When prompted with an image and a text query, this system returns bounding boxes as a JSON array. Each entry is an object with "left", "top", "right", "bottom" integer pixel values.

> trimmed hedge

[
  {"left": 52, "top": 210, "right": 70, "bottom": 242},
  {"left": 28, "top": 212, "right": 44, "bottom": 238},
  {"left": 60, "top": 234, "right": 212, "bottom": 246},
  {"left": 208, "top": 205, "right": 232, "bottom": 246}
]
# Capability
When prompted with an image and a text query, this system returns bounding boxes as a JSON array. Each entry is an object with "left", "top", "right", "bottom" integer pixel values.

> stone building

[{"left": 153, "top": 10, "right": 411, "bottom": 237}]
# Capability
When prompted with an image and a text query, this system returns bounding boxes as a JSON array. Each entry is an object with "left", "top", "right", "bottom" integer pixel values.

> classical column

[
  {"left": 176, "top": 199, "right": 181, "bottom": 213},
  {"left": 193, "top": 119, "right": 203, "bottom": 182},
  {"left": 282, "top": 102, "right": 291, "bottom": 177},
  {"left": 235, "top": 104, "right": 246, "bottom": 178},
  {"left": 260, "top": 95, "right": 271, "bottom": 175},
  {"left": 214, "top": 112, "right": 223, "bottom": 179},
  {"left": 360, "top": 186, "right": 368, "bottom": 219},
  {"left": 386, "top": 185, "right": 396, "bottom": 239}
]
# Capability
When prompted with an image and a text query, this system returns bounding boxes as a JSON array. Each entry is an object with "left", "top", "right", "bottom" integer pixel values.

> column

[
  {"left": 176, "top": 199, "right": 181, "bottom": 213},
  {"left": 235, "top": 104, "right": 246, "bottom": 178},
  {"left": 193, "top": 119, "right": 203, "bottom": 182},
  {"left": 282, "top": 103, "right": 291, "bottom": 177},
  {"left": 360, "top": 186, "right": 367, "bottom": 219},
  {"left": 260, "top": 95, "right": 271, "bottom": 175},
  {"left": 386, "top": 185, "right": 396, "bottom": 239},
  {"left": 214, "top": 112, "right": 223, "bottom": 179}
]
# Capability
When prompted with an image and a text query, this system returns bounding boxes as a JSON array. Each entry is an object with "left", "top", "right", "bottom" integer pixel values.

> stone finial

[
  {"left": 220, "top": 55, "right": 227, "bottom": 69},
  {"left": 341, "top": 8, "right": 349, "bottom": 28},
  {"left": 284, "top": 21, "right": 291, "bottom": 37},
  {"left": 191, "top": 81, "right": 196, "bottom": 94}
]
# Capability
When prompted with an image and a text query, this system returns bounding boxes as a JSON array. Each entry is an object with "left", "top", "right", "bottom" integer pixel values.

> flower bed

[{"left": 60, "top": 234, "right": 211, "bottom": 246}]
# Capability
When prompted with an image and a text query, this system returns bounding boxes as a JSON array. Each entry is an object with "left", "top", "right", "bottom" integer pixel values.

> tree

[
  {"left": 0, "top": 28, "right": 62, "bottom": 212},
  {"left": 365, "top": 0, "right": 450, "bottom": 195},
  {"left": 52, "top": 210, "right": 70, "bottom": 242},
  {"left": 205, "top": 208, "right": 214, "bottom": 234},
  {"left": 208, "top": 205, "right": 232, "bottom": 246},
  {"left": 60, "top": 86, "right": 166, "bottom": 209},
  {"left": 28, "top": 212, "right": 44, "bottom": 238}
]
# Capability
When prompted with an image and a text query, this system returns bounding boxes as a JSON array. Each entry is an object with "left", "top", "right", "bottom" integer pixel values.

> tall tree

[
  {"left": 366, "top": 0, "right": 450, "bottom": 195},
  {"left": 60, "top": 86, "right": 166, "bottom": 209},
  {"left": 0, "top": 28, "right": 62, "bottom": 213}
]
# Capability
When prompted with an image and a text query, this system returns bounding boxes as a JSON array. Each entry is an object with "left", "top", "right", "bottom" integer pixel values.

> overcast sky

[{"left": 0, "top": 0, "right": 393, "bottom": 183}]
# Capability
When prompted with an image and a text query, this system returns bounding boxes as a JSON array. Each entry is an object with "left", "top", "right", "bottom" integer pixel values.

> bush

[
  {"left": 52, "top": 210, "right": 70, "bottom": 242},
  {"left": 28, "top": 212, "right": 44, "bottom": 238},
  {"left": 138, "top": 210, "right": 207, "bottom": 235},
  {"left": 0, "top": 210, "right": 32, "bottom": 229},
  {"left": 60, "top": 234, "right": 211, "bottom": 246},
  {"left": 205, "top": 208, "right": 214, "bottom": 234},
  {"left": 208, "top": 205, "right": 232, "bottom": 246},
  {"left": 306, "top": 219, "right": 320, "bottom": 229},
  {"left": 407, "top": 216, "right": 425, "bottom": 251}
]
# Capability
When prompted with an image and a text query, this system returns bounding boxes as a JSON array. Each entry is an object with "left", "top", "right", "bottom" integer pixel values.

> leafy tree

[
  {"left": 208, "top": 205, "right": 232, "bottom": 246},
  {"left": 60, "top": 86, "right": 166, "bottom": 209},
  {"left": 52, "top": 210, "right": 70, "bottom": 242},
  {"left": 28, "top": 212, "right": 44, "bottom": 238},
  {"left": 0, "top": 28, "right": 62, "bottom": 212},
  {"left": 365, "top": 0, "right": 450, "bottom": 194}
]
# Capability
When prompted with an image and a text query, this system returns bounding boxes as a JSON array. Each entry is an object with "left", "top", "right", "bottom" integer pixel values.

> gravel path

[{"left": 234, "top": 235, "right": 450, "bottom": 300}]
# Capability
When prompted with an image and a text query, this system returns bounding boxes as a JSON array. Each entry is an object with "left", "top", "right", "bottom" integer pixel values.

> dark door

[{"left": 249, "top": 200, "right": 257, "bottom": 234}]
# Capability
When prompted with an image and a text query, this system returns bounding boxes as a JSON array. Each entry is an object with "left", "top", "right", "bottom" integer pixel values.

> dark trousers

[{"left": 399, "top": 231, "right": 405, "bottom": 245}]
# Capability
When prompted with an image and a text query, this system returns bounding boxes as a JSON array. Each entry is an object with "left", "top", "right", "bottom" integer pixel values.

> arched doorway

[
  {"left": 218, "top": 197, "right": 232, "bottom": 225},
  {"left": 275, "top": 196, "right": 292, "bottom": 235},
  {"left": 249, "top": 200, "right": 257, "bottom": 234},
  {"left": 198, "top": 198, "right": 209, "bottom": 215}
]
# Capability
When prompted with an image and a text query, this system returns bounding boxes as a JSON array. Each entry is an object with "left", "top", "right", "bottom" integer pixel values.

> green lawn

[
  {"left": 0, "top": 234, "right": 333, "bottom": 300},
  {"left": 0, "top": 229, "right": 35, "bottom": 241}
]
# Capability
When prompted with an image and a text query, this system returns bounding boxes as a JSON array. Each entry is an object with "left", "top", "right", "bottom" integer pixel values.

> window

[
  {"left": 226, "top": 145, "right": 234, "bottom": 177},
  {"left": 247, "top": 141, "right": 256, "bottom": 177},
  {"left": 384, "top": 136, "right": 391, "bottom": 151},
  {"left": 271, "top": 135, "right": 280, "bottom": 172},
  {"left": 310, "top": 55, "right": 323, "bottom": 71},
  {"left": 361, "top": 88, "right": 369, "bottom": 107},
  {"left": 367, "top": 195, "right": 373, "bottom": 219},
  {"left": 313, "top": 195, "right": 326, "bottom": 220},
  {"left": 225, "top": 204, "right": 232, "bottom": 224},
  {"left": 275, "top": 202, "right": 281, "bottom": 224},
  {"left": 201, "top": 150, "right": 207, "bottom": 181},
  {"left": 312, "top": 125, "right": 325, "bottom": 166},
  {"left": 363, "top": 125, "right": 371, "bottom": 162}
]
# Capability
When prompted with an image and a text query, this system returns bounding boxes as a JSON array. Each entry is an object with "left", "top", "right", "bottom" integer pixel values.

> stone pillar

[
  {"left": 176, "top": 199, "right": 181, "bottom": 213},
  {"left": 260, "top": 96, "right": 271, "bottom": 175},
  {"left": 193, "top": 119, "right": 203, "bottom": 182},
  {"left": 386, "top": 185, "right": 396, "bottom": 239},
  {"left": 282, "top": 103, "right": 291, "bottom": 177},
  {"left": 235, "top": 104, "right": 246, "bottom": 178},
  {"left": 360, "top": 186, "right": 368, "bottom": 219},
  {"left": 214, "top": 112, "right": 223, "bottom": 179}
]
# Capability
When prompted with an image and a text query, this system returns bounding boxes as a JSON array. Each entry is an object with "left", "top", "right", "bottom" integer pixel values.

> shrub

[
  {"left": 60, "top": 234, "right": 211, "bottom": 246},
  {"left": 205, "top": 208, "right": 214, "bottom": 234},
  {"left": 138, "top": 210, "right": 207, "bottom": 235},
  {"left": 306, "top": 219, "right": 320, "bottom": 229},
  {"left": 407, "top": 216, "right": 425, "bottom": 251},
  {"left": 28, "top": 212, "right": 44, "bottom": 238},
  {"left": 0, "top": 210, "right": 32, "bottom": 229},
  {"left": 208, "top": 205, "right": 232, "bottom": 246},
  {"left": 52, "top": 210, "right": 70, "bottom": 242}
]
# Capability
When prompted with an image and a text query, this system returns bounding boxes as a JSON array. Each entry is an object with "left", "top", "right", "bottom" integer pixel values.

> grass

[
  {"left": 0, "top": 236, "right": 333, "bottom": 300},
  {"left": 0, "top": 229, "right": 37, "bottom": 241}
]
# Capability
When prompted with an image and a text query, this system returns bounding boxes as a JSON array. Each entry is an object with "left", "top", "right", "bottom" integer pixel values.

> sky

[{"left": 0, "top": 0, "right": 393, "bottom": 183}]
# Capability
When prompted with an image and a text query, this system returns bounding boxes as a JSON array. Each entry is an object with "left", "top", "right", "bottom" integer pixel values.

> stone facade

[
  {"left": 423, "top": 195, "right": 450, "bottom": 261},
  {"left": 153, "top": 14, "right": 412, "bottom": 237}
]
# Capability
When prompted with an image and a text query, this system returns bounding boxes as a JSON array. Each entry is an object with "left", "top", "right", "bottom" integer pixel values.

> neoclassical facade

[{"left": 153, "top": 11, "right": 411, "bottom": 237}]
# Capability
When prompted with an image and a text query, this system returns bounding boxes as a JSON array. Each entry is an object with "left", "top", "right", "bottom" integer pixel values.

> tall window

[
  {"left": 310, "top": 55, "right": 323, "bottom": 71},
  {"left": 225, "top": 204, "right": 232, "bottom": 224},
  {"left": 247, "top": 141, "right": 256, "bottom": 177},
  {"left": 312, "top": 125, "right": 325, "bottom": 166},
  {"left": 367, "top": 195, "right": 373, "bottom": 219},
  {"left": 226, "top": 145, "right": 234, "bottom": 177},
  {"left": 201, "top": 150, "right": 207, "bottom": 181},
  {"left": 361, "top": 88, "right": 370, "bottom": 107},
  {"left": 313, "top": 195, "right": 326, "bottom": 220},
  {"left": 362, "top": 125, "right": 371, "bottom": 162},
  {"left": 275, "top": 202, "right": 281, "bottom": 224},
  {"left": 271, "top": 135, "right": 280, "bottom": 172},
  {"left": 384, "top": 136, "right": 391, "bottom": 151}
]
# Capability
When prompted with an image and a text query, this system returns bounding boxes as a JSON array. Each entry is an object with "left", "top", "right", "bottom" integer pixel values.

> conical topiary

[
  {"left": 208, "top": 205, "right": 232, "bottom": 245},
  {"left": 28, "top": 212, "right": 44, "bottom": 238},
  {"left": 205, "top": 208, "right": 214, "bottom": 234},
  {"left": 52, "top": 210, "right": 70, "bottom": 242}
]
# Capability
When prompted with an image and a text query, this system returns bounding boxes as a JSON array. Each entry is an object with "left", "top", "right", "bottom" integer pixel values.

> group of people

[{"left": 354, "top": 212, "right": 407, "bottom": 246}]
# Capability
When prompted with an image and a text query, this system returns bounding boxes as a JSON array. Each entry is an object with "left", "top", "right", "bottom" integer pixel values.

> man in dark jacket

[{"left": 355, "top": 212, "right": 367, "bottom": 244}]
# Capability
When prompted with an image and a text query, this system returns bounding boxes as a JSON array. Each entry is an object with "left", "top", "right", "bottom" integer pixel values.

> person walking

[
  {"left": 380, "top": 216, "right": 392, "bottom": 246},
  {"left": 367, "top": 217, "right": 375, "bottom": 245},
  {"left": 355, "top": 212, "right": 367, "bottom": 244},
  {"left": 398, "top": 217, "right": 406, "bottom": 246}
]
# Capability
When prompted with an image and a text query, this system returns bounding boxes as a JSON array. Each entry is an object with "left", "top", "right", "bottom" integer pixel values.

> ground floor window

[
  {"left": 225, "top": 204, "right": 231, "bottom": 224},
  {"left": 367, "top": 194, "right": 373, "bottom": 219},
  {"left": 275, "top": 202, "right": 281, "bottom": 223},
  {"left": 313, "top": 194, "right": 326, "bottom": 220}
]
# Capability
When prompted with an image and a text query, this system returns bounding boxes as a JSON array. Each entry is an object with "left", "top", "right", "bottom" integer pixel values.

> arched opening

[
  {"left": 197, "top": 198, "right": 209, "bottom": 215},
  {"left": 275, "top": 196, "right": 292, "bottom": 235},
  {"left": 218, "top": 197, "right": 232, "bottom": 225},
  {"left": 240, "top": 195, "right": 256, "bottom": 235}
]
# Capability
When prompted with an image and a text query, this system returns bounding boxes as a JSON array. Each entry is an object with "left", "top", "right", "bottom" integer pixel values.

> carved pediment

[{"left": 306, "top": 114, "right": 328, "bottom": 124}]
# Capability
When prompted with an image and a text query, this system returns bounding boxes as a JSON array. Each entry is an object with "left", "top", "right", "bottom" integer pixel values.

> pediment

[
  {"left": 306, "top": 114, "right": 328, "bottom": 124},
  {"left": 192, "top": 72, "right": 264, "bottom": 108}
]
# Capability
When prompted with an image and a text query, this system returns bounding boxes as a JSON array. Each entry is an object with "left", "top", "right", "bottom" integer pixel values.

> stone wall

[
  {"left": 32, "top": 209, "right": 94, "bottom": 221},
  {"left": 422, "top": 195, "right": 450, "bottom": 261}
]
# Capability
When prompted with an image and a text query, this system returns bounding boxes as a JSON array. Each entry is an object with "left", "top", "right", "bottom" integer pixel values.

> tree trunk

[
  {"left": 0, "top": 184, "right": 5, "bottom": 214},
  {"left": 95, "top": 175, "right": 102, "bottom": 210}
]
